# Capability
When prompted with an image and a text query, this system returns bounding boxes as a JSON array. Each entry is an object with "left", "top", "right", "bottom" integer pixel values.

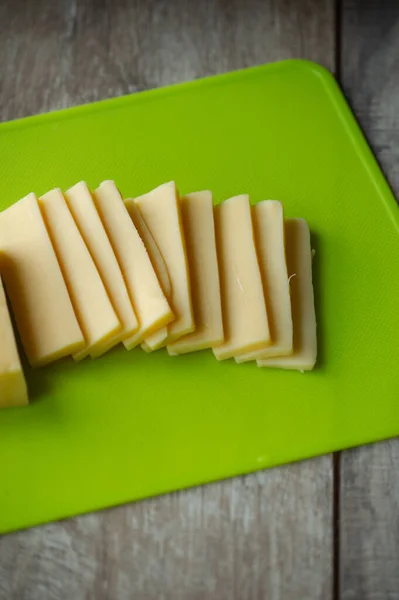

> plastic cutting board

[{"left": 0, "top": 60, "right": 398, "bottom": 534}]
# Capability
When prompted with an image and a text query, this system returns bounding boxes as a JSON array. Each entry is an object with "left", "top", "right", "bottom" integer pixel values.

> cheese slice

[
  {"left": 213, "top": 194, "right": 270, "bottom": 360},
  {"left": 93, "top": 181, "right": 173, "bottom": 348},
  {"left": 141, "top": 328, "right": 168, "bottom": 352},
  {"left": 39, "top": 189, "right": 121, "bottom": 360},
  {"left": 167, "top": 191, "right": 223, "bottom": 355},
  {"left": 258, "top": 218, "right": 317, "bottom": 371},
  {"left": 124, "top": 198, "right": 172, "bottom": 352},
  {"left": 236, "top": 201, "right": 293, "bottom": 363},
  {"left": 125, "top": 200, "right": 171, "bottom": 298},
  {"left": 0, "top": 193, "right": 84, "bottom": 366},
  {"left": 64, "top": 181, "right": 139, "bottom": 354},
  {"left": 0, "top": 276, "right": 28, "bottom": 408},
  {"left": 134, "top": 182, "right": 194, "bottom": 344}
]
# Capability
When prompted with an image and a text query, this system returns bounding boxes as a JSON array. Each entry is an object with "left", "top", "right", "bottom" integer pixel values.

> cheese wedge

[
  {"left": 236, "top": 201, "right": 293, "bottom": 363},
  {"left": 134, "top": 182, "right": 194, "bottom": 345},
  {"left": 64, "top": 182, "right": 139, "bottom": 355},
  {"left": 124, "top": 198, "right": 172, "bottom": 352},
  {"left": 93, "top": 181, "right": 173, "bottom": 348},
  {"left": 213, "top": 194, "right": 270, "bottom": 360},
  {"left": 167, "top": 191, "right": 223, "bottom": 355},
  {"left": 258, "top": 218, "right": 317, "bottom": 371},
  {"left": 0, "top": 193, "right": 84, "bottom": 366},
  {"left": 39, "top": 189, "right": 121, "bottom": 360},
  {"left": 0, "top": 276, "right": 28, "bottom": 408}
]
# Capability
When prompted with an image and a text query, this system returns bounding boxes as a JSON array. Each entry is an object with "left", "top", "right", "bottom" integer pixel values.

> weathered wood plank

[
  {"left": 341, "top": 0, "right": 399, "bottom": 198},
  {"left": 0, "top": 1, "right": 335, "bottom": 598},
  {"left": 0, "top": 0, "right": 336, "bottom": 116},
  {"left": 340, "top": 443, "right": 399, "bottom": 600},
  {"left": 340, "top": 1, "right": 399, "bottom": 598},
  {"left": 0, "top": 462, "right": 333, "bottom": 600}
]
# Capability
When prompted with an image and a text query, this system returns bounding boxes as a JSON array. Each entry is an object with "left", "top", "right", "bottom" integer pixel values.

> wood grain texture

[
  {"left": 0, "top": 1, "right": 335, "bottom": 598},
  {"left": 0, "top": 0, "right": 336, "bottom": 117},
  {"left": 0, "top": 462, "right": 333, "bottom": 600},
  {"left": 340, "top": 1, "right": 399, "bottom": 598},
  {"left": 339, "top": 443, "right": 399, "bottom": 600},
  {"left": 341, "top": 0, "right": 399, "bottom": 198}
]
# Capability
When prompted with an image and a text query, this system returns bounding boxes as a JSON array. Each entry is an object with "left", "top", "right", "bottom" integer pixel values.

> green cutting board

[{"left": 0, "top": 60, "right": 398, "bottom": 534}]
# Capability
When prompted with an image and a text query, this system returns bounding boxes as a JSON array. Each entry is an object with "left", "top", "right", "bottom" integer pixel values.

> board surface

[{"left": 0, "top": 60, "right": 398, "bottom": 534}]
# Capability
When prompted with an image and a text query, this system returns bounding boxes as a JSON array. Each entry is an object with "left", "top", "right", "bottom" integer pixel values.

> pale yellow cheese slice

[
  {"left": 258, "top": 218, "right": 317, "bottom": 371},
  {"left": 167, "top": 191, "right": 223, "bottom": 355},
  {"left": 124, "top": 198, "right": 172, "bottom": 352},
  {"left": 65, "top": 181, "right": 139, "bottom": 356},
  {"left": 236, "top": 201, "right": 293, "bottom": 363},
  {"left": 0, "top": 193, "right": 84, "bottom": 366},
  {"left": 93, "top": 181, "right": 173, "bottom": 348},
  {"left": 141, "top": 328, "right": 168, "bottom": 352},
  {"left": 39, "top": 189, "right": 121, "bottom": 361},
  {"left": 0, "top": 276, "right": 28, "bottom": 408},
  {"left": 213, "top": 194, "right": 271, "bottom": 360},
  {"left": 125, "top": 200, "right": 172, "bottom": 298},
  {"left": 134, "top": 181, "right": 194, "bottom": 345}
]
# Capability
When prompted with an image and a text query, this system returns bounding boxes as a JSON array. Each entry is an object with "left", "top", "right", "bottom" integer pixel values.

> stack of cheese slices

[{"left": 0, "top": 181, "right": 317, "bottom": 408}]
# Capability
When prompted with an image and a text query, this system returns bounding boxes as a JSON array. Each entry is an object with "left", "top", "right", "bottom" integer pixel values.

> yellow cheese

[
  {"left": 213, "top": 194, "right": 271, "bottom": 360},
  {"left": 134, "top": 182, "right": 194, "bottom": 344},
  {"left": 64, "top": 182, "right": 139, "bottom": 355},
  {"left": 0, "top": 276, "right": 28, "bottom": 408},
  {"left": 124, "top": 198, "right": 172, "bottom": 352},
  {"left": 236, "top": 201, "right": 293, "bottom": 363},
  {"left": 258, "top": 218, "right": 317, "bottom": 371},
  {"left": 0, "top": 193, "right": 84, "bottom": 366},
  {"left": 93, "top": 181, "right": 173, "bottom": 348},
  {"left": 39, "top": 189, "right": 121, "bottom": 361},
  {"left": 141, "top": 328, "right": 168, "bottom": 352},
  {"left": 167, "top": 191, "right": 223, "bottom": 355},
  {"left": 125, "top": 200, "right": 171, "bottom": 298}
]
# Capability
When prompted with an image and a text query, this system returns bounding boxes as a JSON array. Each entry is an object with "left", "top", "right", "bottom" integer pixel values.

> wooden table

[{"left": 0, "top": 1, "right": 398, "bottom": 598}]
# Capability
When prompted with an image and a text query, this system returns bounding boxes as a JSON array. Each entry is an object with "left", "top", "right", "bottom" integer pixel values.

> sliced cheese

[
  {"left": 213, "top": 194, "right": 270, "bottom": 360},
  {"left": 0, "top": 193, "right": 84, "bottom": 366},
  {"left": 64, "top": 181, "right": 139, "bottom": 354},
  {"left": 125, "top": 200, "right": 171, "bottom": 298},
  {"left": 39, "top": 189, "right": 121, "bottom": 361},
  {"left": 258, "top": 218, "right": 317, "bottom": 371},
  {"left": 167, "top": 191, "right": 223, "bottom": 355},
  {"left": 141, "top": 328, "right": 168, "bottom": 352},
  {"left": 134, "top": 182, "right": 194, "bottom": 344},
  {"left": 93, "top": 181, "right": 173, "bottom": 348},
  {"left": 0, "top": 276, "right": 28, "bottom": 408},
  {"left": 124, "top": 198, "right": 172, "bottom": 352},
  {"left": 236, "top": 201, "right": 293, "bottom": 363}
]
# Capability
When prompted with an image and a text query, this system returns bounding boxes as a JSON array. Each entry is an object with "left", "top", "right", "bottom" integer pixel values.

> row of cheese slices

[{"left": 0, "top": 181, "right": 317, "bottom": 408}]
